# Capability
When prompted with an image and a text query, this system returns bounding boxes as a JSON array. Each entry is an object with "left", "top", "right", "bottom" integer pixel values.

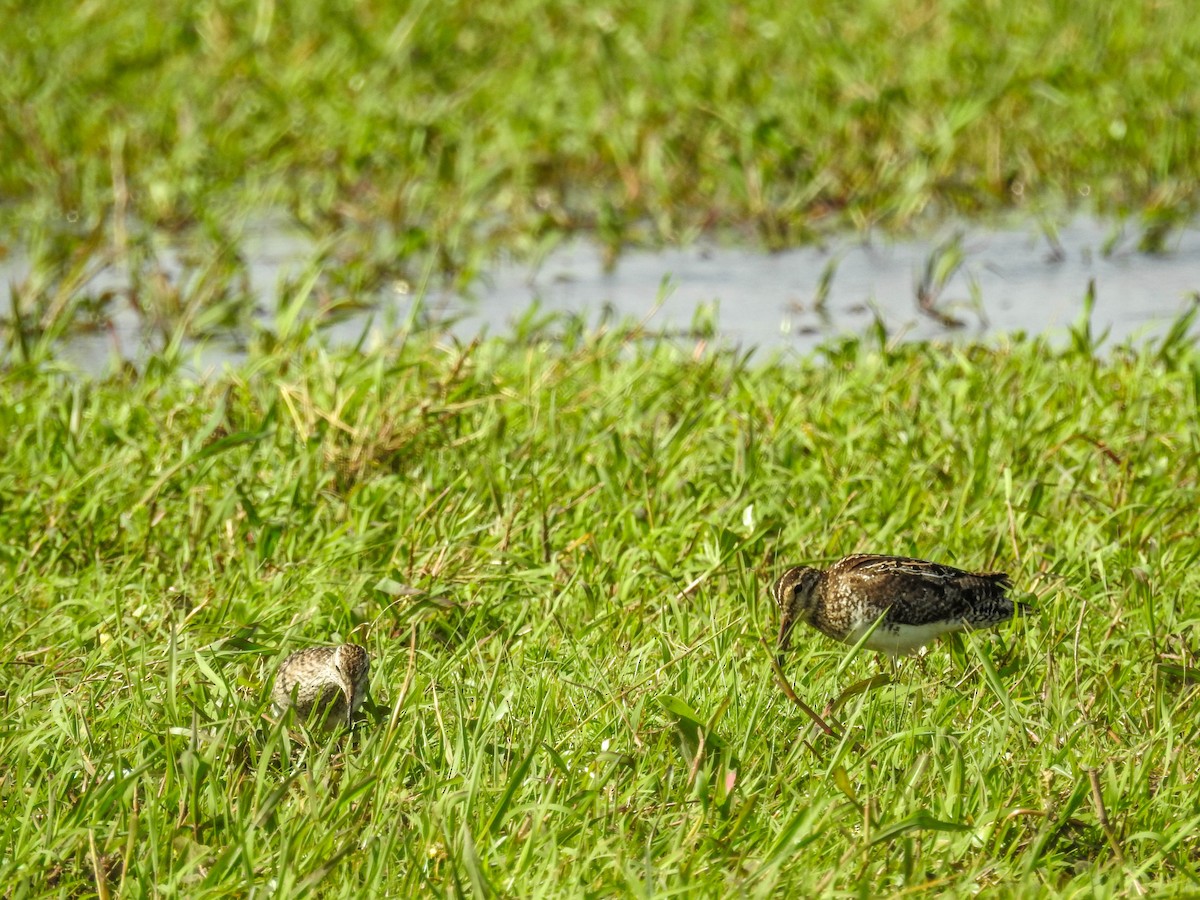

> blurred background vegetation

[{"left": 4, "top": 0, "right": 1199, "bottom": 269}]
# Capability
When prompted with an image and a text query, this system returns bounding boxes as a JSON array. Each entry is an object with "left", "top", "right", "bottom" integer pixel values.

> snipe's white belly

[{"left": 848, "top": 619, "right": 967, "bottom": 656}]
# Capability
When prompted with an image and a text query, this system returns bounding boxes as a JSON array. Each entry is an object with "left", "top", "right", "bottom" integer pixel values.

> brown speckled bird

[
  {"left": 271, "top": 643, "right": 370, "bottom": 729},
  {"left": 773, "top": 555, "right": 1026, "bottom": 663}
]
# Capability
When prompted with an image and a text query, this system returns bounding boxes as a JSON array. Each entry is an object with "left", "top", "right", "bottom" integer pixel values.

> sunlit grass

[
  {"left": 4, "top": 0, "right": 1200, "bottom": 265},
  {"left": 5, "top": 1, "right": 1200, "bottom": 892},
  {"left": 6, "top": 0, "right": 1200, "bottom": 362},
  {"left": 2, "top": 309, "right": 1199, "bottom": 895}
]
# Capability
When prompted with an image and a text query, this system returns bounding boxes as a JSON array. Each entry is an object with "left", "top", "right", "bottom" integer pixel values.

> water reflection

[
  {"left": 3, "top": 215, "right": 1199, "bottom": 375},
  {"left": 442, "top": 218, "right": 1200, "bottom": 352}
]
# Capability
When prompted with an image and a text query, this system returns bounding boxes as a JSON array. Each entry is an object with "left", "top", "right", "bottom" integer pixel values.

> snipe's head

[
  {"left": 334, "top": 643, "right": 370, "bottom": 710},
  {"left": 772, "top": 566, "right": 822, "bottom": 664}
]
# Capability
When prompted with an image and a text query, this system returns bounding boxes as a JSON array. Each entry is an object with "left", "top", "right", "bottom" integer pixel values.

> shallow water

[
  {"left": 435, "top": 217, "right": 1200, "bottom": 353},
  {"left": 3, "top": 216, "right": 1199, "bottom": 375}
]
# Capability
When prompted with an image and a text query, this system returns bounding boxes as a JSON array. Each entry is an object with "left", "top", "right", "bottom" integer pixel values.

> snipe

[
  {"left": 772, "top": 554, "right": 1026, "bottom": 663},
  {"left": 271, "top": 643, "right": 370, "bottom": 729}
]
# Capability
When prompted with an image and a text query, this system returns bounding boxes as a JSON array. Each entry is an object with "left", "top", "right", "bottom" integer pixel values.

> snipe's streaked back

[{"left": 772, "top": 554, "right": 1026, "bottom": 661}]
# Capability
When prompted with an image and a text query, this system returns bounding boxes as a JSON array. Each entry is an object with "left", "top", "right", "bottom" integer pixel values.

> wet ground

[{"left": 4, "top": 216, "right": 1199, "bottom": 374}]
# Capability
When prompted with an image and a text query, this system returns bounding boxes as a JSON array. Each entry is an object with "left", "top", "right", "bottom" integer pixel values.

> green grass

[
  {"left": 7, "top": 0, "right": 1200, "bottom": 357},
  {"left": 3, "top": 308, "right": 1200, "bottom": 896},
  {"left": 5, "top": 0, "right": 1200, "bottom": 270},
  {"left": 6, "top": 1, "right": 1200, "bottom": 894}
]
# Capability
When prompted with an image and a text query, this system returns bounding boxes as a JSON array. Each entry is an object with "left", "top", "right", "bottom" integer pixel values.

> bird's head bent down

[
  {"left": 334, "top": 643, "right": 371, "bottom": 705},
  {"left": 772, "top": 565, "right": 822, "bottom": 666}
]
